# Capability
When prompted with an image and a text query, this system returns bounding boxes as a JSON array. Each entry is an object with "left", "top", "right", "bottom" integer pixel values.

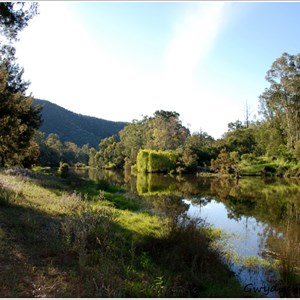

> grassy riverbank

[
  {"left": 0, "top": 168, "right": 248, "bottom": 297},
  {"left": 240, "top": 155, "right": 300, "bottom": 177}
]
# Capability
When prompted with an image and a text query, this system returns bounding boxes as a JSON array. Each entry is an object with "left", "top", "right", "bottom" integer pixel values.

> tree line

[
  {"left": 93, "top": 110, "right": 213, "bottom": 173},
  {"left": 2, "top": 3, "right": 300, "bottom": 175},
  {"left": 93, "top": 53, "right": 300, "bottom": 175},
  {"left": 35, "top": 132, "right": 90, "bottom": 167}
]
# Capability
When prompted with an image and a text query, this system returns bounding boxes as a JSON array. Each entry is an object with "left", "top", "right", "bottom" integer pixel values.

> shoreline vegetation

[
  {"left": 0, "top": 167, "right": 250, "bottom": 297},
  {"left": 2, "top": 4, "right": 300, "bottom": 298}
]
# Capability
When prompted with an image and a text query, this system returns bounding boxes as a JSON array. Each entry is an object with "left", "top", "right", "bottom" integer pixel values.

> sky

[{"left": 15, "top": 1, "right": 300, "bottom": 138}]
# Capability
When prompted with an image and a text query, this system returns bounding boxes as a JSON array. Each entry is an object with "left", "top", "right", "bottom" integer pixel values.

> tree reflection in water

[{"left": 85, "top": 169, "right": 300, "bottom": 296}]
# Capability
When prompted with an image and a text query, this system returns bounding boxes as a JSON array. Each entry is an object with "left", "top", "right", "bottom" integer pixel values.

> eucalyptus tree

[
  {"left": 259, "top": 52, "right": 300, "bottom": 150},
  {"left": 95, "top": 110, "right": 192, "bottom": 169},
  {"left": 96, "top": 135, "right": 124, "bottom": 169},
  {"left": 145, "top": 110, "right": 190, "bottom": 151},
  {"left": 222, "top": 123, "right": 257, "bottom": 155},
  {"left": 119, "top": 117, "right": 148, "bottom": 165},
  {"left": 184, "top": 130, "right": 216, "bottom": 166}
]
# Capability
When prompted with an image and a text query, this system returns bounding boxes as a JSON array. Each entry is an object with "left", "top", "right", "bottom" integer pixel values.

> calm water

[{"left": 76, "top": 168, "right": 300, "bottom": 297}]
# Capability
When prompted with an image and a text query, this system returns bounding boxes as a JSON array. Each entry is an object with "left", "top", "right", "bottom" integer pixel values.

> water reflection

[{"left": 84, "top": 169, "right": 300, "bottom": 297}]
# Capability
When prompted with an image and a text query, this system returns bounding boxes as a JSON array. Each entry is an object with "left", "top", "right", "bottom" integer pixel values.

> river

[{"left": 75, "top": 168, "right": 300, "bottom": 297}]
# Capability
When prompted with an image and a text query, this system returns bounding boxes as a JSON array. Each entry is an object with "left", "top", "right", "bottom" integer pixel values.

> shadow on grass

[
  {"left": 0, "top": 184, "right": 145, "bottom": 297},
  {"left": 133, "top": 216, "right": 247, "bottom": 298},
  {"left": 2, "top": 167, "right": 90, "bottom": 196},
  {"left": 0, "top": 171, "right": 247, "bottom": 297},
  {"left": 0, "top": 181, "right": 82, "bottom": 297}
]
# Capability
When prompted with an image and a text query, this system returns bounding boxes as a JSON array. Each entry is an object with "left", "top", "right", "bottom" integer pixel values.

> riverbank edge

[{"left": 0, "top": 167, "right": 252, "bottom": 297}]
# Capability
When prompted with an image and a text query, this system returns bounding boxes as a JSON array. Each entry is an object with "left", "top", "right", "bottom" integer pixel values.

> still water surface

[{"left": 76, "top": 168, "right": 300, "bottom": 297}]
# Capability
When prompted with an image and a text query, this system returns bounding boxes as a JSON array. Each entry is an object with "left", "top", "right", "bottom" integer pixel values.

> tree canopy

[
  {"left": 0, "top": 2, "right": 38, "bottom": 41},
  {"left": 259, "top": 52, "right": 300, "bottom": 150},
  {"left": 91, "top": 52, "right": 300, "bottom": 176},
  {"left": 0, "top": 69, "right": 41, "bottom": 166},
  {"left": 0, "top": 2, "right": 41, "bottom": 167}
]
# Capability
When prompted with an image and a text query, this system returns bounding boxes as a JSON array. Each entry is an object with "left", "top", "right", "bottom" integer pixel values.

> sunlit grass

[
  {"left": 239, "top": 155, "right": 300, "bottom": 178},
  {"left": 0, "top": 168, "right": 248, "bottom": 297},
  {"left": 119, "top": 211, "right": 164, "bottom": 239}
]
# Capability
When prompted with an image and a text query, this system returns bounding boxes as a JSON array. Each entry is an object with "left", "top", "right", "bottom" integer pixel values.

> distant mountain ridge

[{"left": 34, "top": 99, "right": 127, "bottom": 149}]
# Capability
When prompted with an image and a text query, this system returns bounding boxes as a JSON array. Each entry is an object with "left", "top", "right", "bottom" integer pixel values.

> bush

[
  {"left": 0, "top": 185, "right": 15, "bottom": 206},
  {"left": 285, "top": 165, "right": 300, "bottom": 178},
  {"left": 137, "top": 150, "right": 178, "bottom": 173},
  {"left": 293, "top": 140, "right": 300, "bottom": 162},
  {"left": 148, "top": 150, "right": 177, "bottom": 173},
  {"left": 61, "top": 204, "right": 120, "bottom": 268},
  {"left": 261, "top": 165, "right": 276, "bottom": 176},
  {"left": 58, "top": 162, "right": 69, "bottom": 177},
  {"left": 241, "top": 153, "right": 256, "bottom": 162},
  {"left": 75, "top": 162, "right": 86, "bottom": 169},
  {"left": 137, "top": 150, "right": 149, "bottom": 173},
  {"left": 275, "top": 145, "right": 294, "bottom": 162},
  {"left": 276, "top": 165, "right": 290, "bottom": 177},
  {"left": 139, "top": 214, "right": 237, "bottom": 297},
  {"left": 131, "top": 164, "right": 138, "bottom": 175},
  {"left": 210, "top": 149, "right": 240, "bottom": 176}
]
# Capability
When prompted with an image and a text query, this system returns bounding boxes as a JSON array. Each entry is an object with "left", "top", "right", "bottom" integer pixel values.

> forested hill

[{"left": 34, "top": 99, "right": 127, "bottom": 149}]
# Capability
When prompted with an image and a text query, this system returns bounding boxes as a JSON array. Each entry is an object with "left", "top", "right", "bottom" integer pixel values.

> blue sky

[{"left": 16, "top": 1, "right": 300, "bottom": 138}]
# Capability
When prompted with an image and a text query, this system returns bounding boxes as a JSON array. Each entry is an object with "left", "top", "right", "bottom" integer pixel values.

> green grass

[
  {"left": 0, "top": 167, "right": 248, "bottom": 297},
  {"left": 240, "top": 156, "right": 295, "bottom": 177}
]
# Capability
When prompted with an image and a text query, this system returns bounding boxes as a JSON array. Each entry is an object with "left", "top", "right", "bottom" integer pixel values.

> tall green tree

[
  {"left": 0, "top": 2, "right": 38, "bottom": 41},
  {"left": 184, "top": 130, "right": 216, "bottom": 166},
  {"left": 88, "top": 147, "right": 97, "bottom": 168},
  {"left": 36, "top": 133, "right": 90, "bottom": 167},
  {"left": 119, "top": 118, "right": 148, "bottom": 165},
  {"left": 0, "top": 3, "right": 38, "bottom": 93},
  {"left": 0, "top": 2, "right": 41, "bottom": 167},
  {"left": 145, "top": 110, "right": 190, "bottom": 150},
  {"left": 0, "top": 70, "right": 41, "bottom": 166},
  {"left": 117, "top": 111, "right": 190, "bottom": 167},
  {"left": 211, "top": 149, "right": 240, "bottom": 177},
  {"left": 221, "top": 122, "right": 257, "bottom": 155},
  {"left": 259, "top": 52, "right": 300, "bottom": 150},
  {"left": 253, "top": 120, "right": 286, "bottom": 157},
  {"left": 0, "top": 44, "right": 30, "bottom": 94},
  {"left": 96, "top": 135, "right": 124, "bottom": 169}
]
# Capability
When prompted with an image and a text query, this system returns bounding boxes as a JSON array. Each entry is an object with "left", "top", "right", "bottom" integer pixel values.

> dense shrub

[
  {"left": 137, "top": 150, "right": 149, "bottom": 173},
  {"left": 241, "top": 153, "right": 256, "bottom": 163},
  {"left": 75, "top": 162, "right": 86, "bottom": 169},
  {"left": 261, "top": 165, "right": 276, "bottom": 176},
  {"left": 137, "top": 150, "right": 178, "bottom": 173},
  {"left": 58, "top": 162, "right": 69, "bottom": 177},
  {"left": 210, "top": 149, "right": 240, "bottom": 176},
  {"left": 148, "top": 150, "right": 178, "bottom": 173}
]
